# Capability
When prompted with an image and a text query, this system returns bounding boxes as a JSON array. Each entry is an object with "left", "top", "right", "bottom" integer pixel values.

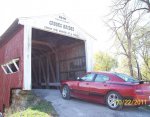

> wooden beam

[
  {"left": 32, "top": 46, "right": 48, "bottom": 51},
  {"left": 39, "top": 58, "right": 47, "bottom": 88},
  {"left": 32, "top": 62, "right": 38, "bottom": 87},
  {"left": 32, "top": 40, "right": 61, "bottom": 84},
  {"left": 32, "top": 40, "right": 56, "bottom": 53},
  {"left": 32, "top": 51, "right": 53, "bottom": 60},
  {"left": 38, "top": 59, "right": 41, "bottom": 87},
  {"left": 56, "top": 41, "right": 84, "bottom": 52},
  {"left": 46, "top": 56, "right": 50, "bottom": 87},
  {"left": 41, "top": 83, "right": 61, "bottom": 87},
  {"left": 48, "top": 56, "right": 56, "bottom": 82},
  {"left": 55, "top": 54, "right": 60, "bottom": 82}
]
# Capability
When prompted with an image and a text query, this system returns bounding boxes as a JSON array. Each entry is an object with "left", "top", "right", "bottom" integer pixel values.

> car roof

[
  {"left": 88, "top": 72, "right": 126, "bottom": 82},
  {"left": 88, "top": 71, "right": 116, "bottom": 75}
]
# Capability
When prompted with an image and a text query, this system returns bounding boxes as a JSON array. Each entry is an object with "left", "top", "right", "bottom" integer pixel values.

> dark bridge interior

[{"left": 31, "top": 28, "right": 86, "bottom": 88}]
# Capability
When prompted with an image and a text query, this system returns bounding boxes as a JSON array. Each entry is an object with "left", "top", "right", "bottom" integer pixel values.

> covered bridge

[{"left": 0, "top": 14, "right": 95, "bottom": 112}]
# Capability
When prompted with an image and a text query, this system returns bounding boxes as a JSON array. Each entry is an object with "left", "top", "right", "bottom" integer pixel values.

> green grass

[
  {"left": 5, "top": 91, "right": 58, "bottom": 117},
  {"left": 10, "top": 109, "right": 49, "bottom": 117},
  {"left": 9, "top": 100, "right": 56, "bottom": 117},
  {"left": 143, "top": 105, "right": 150, "bottom": 110}
]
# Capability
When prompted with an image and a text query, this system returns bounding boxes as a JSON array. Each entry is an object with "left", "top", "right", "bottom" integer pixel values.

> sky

[{"left": 0, "top": 0, "right": 113, "bottom": 52}]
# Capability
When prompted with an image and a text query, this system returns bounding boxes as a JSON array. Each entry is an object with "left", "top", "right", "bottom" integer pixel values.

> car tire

[
  {"left": 106, "top": 91, "right": 123, "bottom": 110},
  {"left": 135, "top": 105, "right": 141, "bottom": 108},
  {"left": 0, "top": 112, "right": 2, "bottom": 117},
  {"left": 61, "top": 85, "right": 71, "bottom": 100}
]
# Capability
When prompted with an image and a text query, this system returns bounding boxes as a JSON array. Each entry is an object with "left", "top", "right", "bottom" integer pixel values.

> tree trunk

[
  {"left": 127, "top": 37, "right": 134, "bottom": 76},
  {"left": 128, "top": 56, "right": 134, "bottom": 76},
  {"left": 135, "top": 57, "right": 142, "bottom": 80}
]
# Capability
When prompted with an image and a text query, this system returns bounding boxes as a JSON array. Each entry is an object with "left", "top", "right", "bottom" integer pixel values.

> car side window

[
  {"left": 80, "top": 73, "right": 95, "bottom": 81},
  {"left": 95, "top": 74, "right": 109, "bottom": 82}
]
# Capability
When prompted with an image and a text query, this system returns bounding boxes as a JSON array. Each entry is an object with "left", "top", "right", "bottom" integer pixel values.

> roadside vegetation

[
  {"left": 94, "top": 51, "right": 117, "bottom": 71},
  {"left": 4, "top": 90, "right": 58, "bottom": 117},
  {"left": 94, "top": 0, "right": 150, "bottom": 82}
]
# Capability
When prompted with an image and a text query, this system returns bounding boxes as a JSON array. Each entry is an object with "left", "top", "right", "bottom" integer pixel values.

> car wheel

[
  {"left": 106, "top": 91, "right": 123, "bottom": 110},
  {"left": 135, "top": 105, "right": 141, "bottom": 108},
  {"left": 62, "top": 85, "right": 71, "bottom": 100},
  {"left": 0, "top": 112, "right": 2, "bottom": 117}
]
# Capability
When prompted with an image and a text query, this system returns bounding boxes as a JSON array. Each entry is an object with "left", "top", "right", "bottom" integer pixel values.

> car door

[
  {"left": 77, "top": 73, "right": 96, "bottom": 95},
  {"left": 89, "top": 74, "right": 110, "bottom": 97}
]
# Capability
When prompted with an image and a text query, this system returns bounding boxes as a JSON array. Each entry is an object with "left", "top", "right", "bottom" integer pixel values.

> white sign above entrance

[
  {"left": 19, "top": 14, "right": 86, "bottom": 40},
  {"left": 44, "top": 15, "right": 78, "bottom": 38}
]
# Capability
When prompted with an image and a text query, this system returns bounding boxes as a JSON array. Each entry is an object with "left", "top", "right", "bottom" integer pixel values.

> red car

[{"left": 61, "top": 72, "right": 150, "bottom": 110}]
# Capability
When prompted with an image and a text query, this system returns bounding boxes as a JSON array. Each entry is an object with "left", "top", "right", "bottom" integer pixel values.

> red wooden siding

[{"left": 0, "top": 27, "right": 24, "bottom": 111}]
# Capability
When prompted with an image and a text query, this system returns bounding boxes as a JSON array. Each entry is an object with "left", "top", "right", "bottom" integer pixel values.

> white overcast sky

[{"left": 0, "top": 0, "right": 113, "bottom": 52}]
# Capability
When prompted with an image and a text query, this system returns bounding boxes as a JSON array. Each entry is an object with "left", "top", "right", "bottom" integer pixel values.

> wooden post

[
  {"left": 32, "top": 62, "right": 38, "bottom": 87},
  {"left": 46, "top": 55, "right": 50, "bottom": 88},
  {"left": 55, "top": 53, "right": 60, "bottom": 82},
  {"left": 39, "top": 58, "right": 47, "bottom": 88},
  {"left": 38, "top": 58, "right": 41, "bottom": 88},
  {"left": 49, "top": 56, "right": 56, "bottom": 82},
  {"left": 33, "top": 40, "right": 60, "bottom": 82}
]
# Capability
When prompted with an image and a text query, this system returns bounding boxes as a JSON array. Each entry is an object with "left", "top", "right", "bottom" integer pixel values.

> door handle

[{"left": 86, "top": 83, "right": 89, "bottom": 85}]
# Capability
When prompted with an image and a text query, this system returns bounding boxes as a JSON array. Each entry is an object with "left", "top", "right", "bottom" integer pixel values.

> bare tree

[
  {"left": 139, "top": 31, "right": 150, "bottom": 72},
  {"left": 106, "top": 0, "right": 144, "bottom": 77},
  {"left": 117, "top": 0, "right": 150, "bottom": 13},
  {"left": 132, "top": 26, "right": 150, "bottom": 79}
]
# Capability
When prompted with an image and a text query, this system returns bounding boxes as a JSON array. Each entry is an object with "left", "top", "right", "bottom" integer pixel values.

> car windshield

[{"left": 114, "top": 73, "right": 139, "bottom": 83}]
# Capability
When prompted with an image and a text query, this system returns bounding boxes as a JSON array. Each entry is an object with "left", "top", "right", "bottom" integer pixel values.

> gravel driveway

[{"left": 33, "top": 89, "right": 150, "bottom": 117}]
